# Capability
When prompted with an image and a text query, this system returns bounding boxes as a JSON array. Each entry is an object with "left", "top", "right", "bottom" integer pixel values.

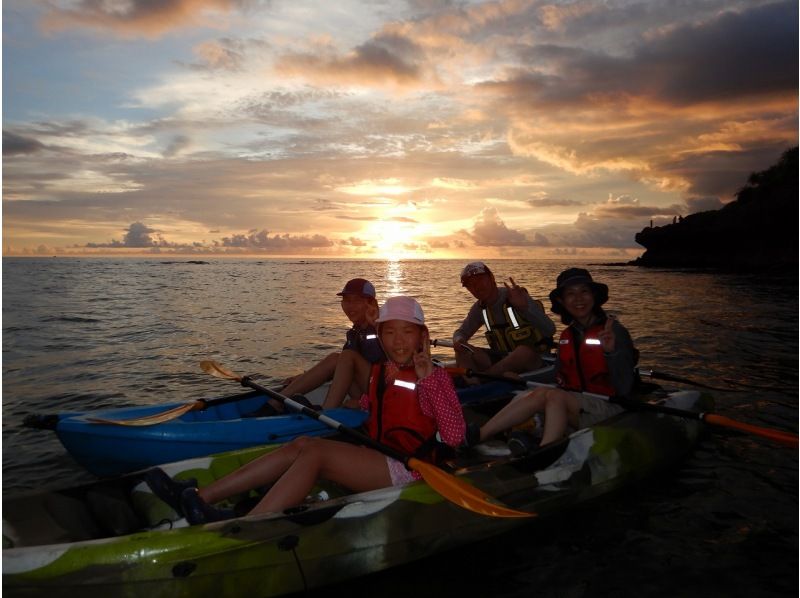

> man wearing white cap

[{"left": 453, "top": 262, "right": 555, "bottom": 377}]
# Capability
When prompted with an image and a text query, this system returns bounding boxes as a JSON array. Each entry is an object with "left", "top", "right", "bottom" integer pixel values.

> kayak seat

[{"left": 86, "top": 486, "right": 142, "bottom": 536}]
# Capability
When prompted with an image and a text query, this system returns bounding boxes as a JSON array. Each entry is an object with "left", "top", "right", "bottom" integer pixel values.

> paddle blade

[
  {"left": 704, "top": 414, "right": 798, "bottom": 447},
  {"left": 200, "top": 360, "right": 241, "bottom": 381},
  {"left": 409, "top": 458, "right": 535, "bottom": 519},
  {"left": 88, "top": 402, "right": 199, "bottom": 426}
]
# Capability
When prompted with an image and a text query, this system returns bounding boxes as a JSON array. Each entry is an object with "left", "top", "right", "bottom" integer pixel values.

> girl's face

[
  {"left": 559, "top": 283, "right": 596, "bottom": 325},
  {"left": 379, "top": 320, "right": 425, "bottom": 365},
  {"left": 340, "top": 295, "right": 372, "bottom": 326}
]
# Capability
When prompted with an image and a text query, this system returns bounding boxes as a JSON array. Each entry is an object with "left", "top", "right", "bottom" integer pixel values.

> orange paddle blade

[
  {"left": 88, "top": 401, "right": 201, "bottom": 426},
  {"left": 409, "top": 458, "right": 535, "bottom": 519}
]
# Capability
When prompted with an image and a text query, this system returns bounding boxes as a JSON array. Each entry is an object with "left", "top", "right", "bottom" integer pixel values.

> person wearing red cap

[
  {"left": 453, "top": 261, "right": 556, "bottom": 378},
  {"left": 152, "top": 296, "right": 465, "bottom": 523},
  {"left": 467, "top": 268, "right": 638, "bottom": 453},
  {"left": 277, "top": 278, "right": 385, "bottom": 411}
]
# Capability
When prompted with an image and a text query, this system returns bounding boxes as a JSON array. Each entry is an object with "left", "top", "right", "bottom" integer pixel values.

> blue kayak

[{"left": 23, "top": 369, "right": 552, "bottom": 476}]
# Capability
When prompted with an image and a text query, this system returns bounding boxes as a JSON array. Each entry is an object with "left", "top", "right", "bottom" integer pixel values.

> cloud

[
  {"left": 685, "top": 196, "right": 725, "bottom": 213},
  {"left": 40, "top": 0, "right": 248, "bottom": 38},
  {"left": 469, "top": 207, "right": 537, "bottom": 246},
  {"left": 218, "top": 229, "right": 333, "bottom": 249},
  {"left": 274, "top": 34, "right": 426, "bottom": 88},
  {"left": 3, "top": 131, "right": 46, "bottom": 156},
  {"left": 477, "top": 1, "right": 798, "bottom": 197},
  {"left": 86, "top": 222, "right": 170, "bottom": 248}
]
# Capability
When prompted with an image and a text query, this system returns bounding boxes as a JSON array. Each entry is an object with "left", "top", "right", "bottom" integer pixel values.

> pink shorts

[{"left": 386, "top": 457, "right": 422, "bottom": 486}]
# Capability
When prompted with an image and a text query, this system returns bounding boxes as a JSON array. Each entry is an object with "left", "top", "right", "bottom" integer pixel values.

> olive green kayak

[{"left": 2, "top": 390, "right": 709, "bottom": 597}]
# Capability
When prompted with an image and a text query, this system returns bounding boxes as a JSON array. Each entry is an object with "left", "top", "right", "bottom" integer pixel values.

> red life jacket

[
  {"left": 365, "top": 362, "right": 439, "bottom": 460},
  {"left": 556, "top": 322, "right": 616, "bottom": 396}
]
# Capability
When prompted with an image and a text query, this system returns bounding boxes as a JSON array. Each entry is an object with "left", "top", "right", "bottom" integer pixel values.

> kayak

[
  {"left": 22, "top": 363, "right": 556, "bottom": 476},
  {"left": 3, "top": 389, "right": 709, "bottom": 598}
]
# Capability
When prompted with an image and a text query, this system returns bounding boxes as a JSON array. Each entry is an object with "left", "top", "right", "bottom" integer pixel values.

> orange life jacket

[
  {"left": 365, "top": 362, "right": 439, "bottom": 460},
  {"left": 556, "top": 322, "right": 616, "bottom": 396}
]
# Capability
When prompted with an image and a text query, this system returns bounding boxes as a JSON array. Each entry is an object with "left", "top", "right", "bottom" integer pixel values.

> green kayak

[{"left": 2, "top": 390, "right": 709, "bottom": 597}]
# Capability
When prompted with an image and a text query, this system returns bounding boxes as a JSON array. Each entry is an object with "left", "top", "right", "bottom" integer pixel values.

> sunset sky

[{"left": 3, "top": 0, "right": 798, "bottom": 259}]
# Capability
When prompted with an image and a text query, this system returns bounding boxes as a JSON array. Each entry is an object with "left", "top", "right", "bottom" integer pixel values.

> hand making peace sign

[
  {"left": 597, "top": 315, "right": 617, "bottom": 353},
  {"left": 503, "top": 277, "right": 531, "bottom": 310}
]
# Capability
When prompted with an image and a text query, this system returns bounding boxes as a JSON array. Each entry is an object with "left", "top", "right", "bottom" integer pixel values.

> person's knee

[{"left": 323, "top": 352, "right": 340, "bottom": 365}]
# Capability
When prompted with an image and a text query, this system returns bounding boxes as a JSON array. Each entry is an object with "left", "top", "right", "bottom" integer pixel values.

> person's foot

[
  {"left": 144, "top": 468, "right": 197, "bottom": 515},
  {"left": 180, "top": 488, "right": 235, "bottom": 525},
  {"left": 507, "top": 431, "right": 539, "bottom": 456}
]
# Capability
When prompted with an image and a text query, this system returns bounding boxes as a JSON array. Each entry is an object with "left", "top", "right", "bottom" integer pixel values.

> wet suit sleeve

[
  {"left": 453, "top": 301, "right": 484, "bottom": 345},
  {"left": 604, "top": 320, "right": 637, "bottom": 398}
]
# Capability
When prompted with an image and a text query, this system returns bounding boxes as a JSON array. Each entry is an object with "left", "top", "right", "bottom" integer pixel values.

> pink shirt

[{"left": 359, "top": 363, "right": 465, "bottom": 484}]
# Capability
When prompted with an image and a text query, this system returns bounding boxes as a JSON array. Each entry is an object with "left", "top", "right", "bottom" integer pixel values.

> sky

[{"left": 2, "top": 0, "right": 798, "bottom": 260}]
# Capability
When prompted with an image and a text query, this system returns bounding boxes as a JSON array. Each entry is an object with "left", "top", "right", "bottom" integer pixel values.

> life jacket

[
  {"left": 345, "top": 325, "right": 385, "bottom": 364},
  {"left": 365, "top": 363, "right": 439, "bottom": 461},
  {"left": 482, "top": 300, "right": 550, "bottom": 354},
  {"left": 556, "top": 322, "right": 616, "bottom": 396}
]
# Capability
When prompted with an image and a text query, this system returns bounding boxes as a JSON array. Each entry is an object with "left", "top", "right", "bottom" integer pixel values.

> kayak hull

[
  {"left": 27, "top": 372, "right": 551, "bottom": 476},
  {"left": 3, "top": 390, "right": 709, "bottom": 597}
]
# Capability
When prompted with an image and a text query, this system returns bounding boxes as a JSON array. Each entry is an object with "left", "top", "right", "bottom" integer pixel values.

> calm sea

[{"left": 2, "top": 257, "right": 798, "bottom": 597}]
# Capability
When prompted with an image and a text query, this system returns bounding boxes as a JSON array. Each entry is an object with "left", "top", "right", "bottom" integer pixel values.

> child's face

[
  {"left": 559, "top": 283, "right": 595, "bottom": 322},
  {"left": 340, "top": 295, "right": 372, "bottom": 325},
  {"left": 379, "top": 319, "right": 425, "bottom": 365}
]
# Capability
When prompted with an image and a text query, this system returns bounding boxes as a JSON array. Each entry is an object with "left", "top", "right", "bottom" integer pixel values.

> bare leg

[
  {"left": 321, "top": 350, "right": 371, "bottom": 409},
  {"left": 454, "top": 347, "right": 492, "bottom": 374},
  {"left": 197, "top": 436, "right": 392, "bottom": 516},
  {"left": 250, "top": 439, "right": 392, "bottom": 515},
  {"left": 479, "top": 386, "right": 581, "bottom": 446},
  {"left": 282, "top": 352, "right": 339, "bottom": 397},
  {"left": 479, "top": 388, "right": 549, "bottom": 441},
  {"left": 483, "top": 345, "right": 542, "bottom": 376},
  {"left": 540, "top": 391, "right": 581, "bottom": 445}
]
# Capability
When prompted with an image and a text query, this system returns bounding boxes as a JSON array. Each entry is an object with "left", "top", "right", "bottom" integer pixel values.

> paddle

[
  {"left": 87, "top": 389, "right": 268, "bottom": 427},
  {"left": 200, "top": 360, "right": 535, "bottom": 519},
  {"left": 519, "top": 379, "right": 798, "bottom": 448},
  {"left": 638, "top": 369, "right": 736, "bottom": 392}
]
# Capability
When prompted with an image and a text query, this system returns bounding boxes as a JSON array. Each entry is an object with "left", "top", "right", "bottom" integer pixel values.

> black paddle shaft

[{"left": 239, "top": 376, "right": 411, "bottom": 465}]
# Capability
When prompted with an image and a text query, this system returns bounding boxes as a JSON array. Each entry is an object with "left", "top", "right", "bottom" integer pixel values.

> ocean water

[{"left": 2, "top": 257, "right": 798, "bottom": 597}]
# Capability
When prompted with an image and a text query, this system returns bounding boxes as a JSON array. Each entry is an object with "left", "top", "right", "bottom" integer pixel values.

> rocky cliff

[{"left": 630, "top": 147, "right": 798, "bottom": 270}]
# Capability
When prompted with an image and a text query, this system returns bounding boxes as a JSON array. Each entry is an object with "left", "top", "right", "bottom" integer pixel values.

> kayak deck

[{"left": 4, "top": 391, "right": 710, "bottom": 598}]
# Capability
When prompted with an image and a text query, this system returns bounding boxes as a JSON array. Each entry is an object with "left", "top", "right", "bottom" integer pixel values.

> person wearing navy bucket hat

[
  {"left": 274, "top": 277, "right": 386, "bottom": 412},
  {"left": 466, "top": 268, "right": 639, "bottom": 454}
]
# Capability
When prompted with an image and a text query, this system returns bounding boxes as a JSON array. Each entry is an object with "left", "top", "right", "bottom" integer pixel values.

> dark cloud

[
  {"left": 498, "top": 1, "right": 797, "bottom": 108},
  {"left": 86, "top": 222, "right": 170, "bottom": 248},
  {"left": 685, "top": 196, "right": 725, "bottom": 213},
  {"left": 3, "top": 131, "right": 46, "bottom": 156},
  {"left": 275, "top": 34, "right": 423, "bottom": 86},
  {"left": 219, "top": 229, "right": 333, "bottom": 249},
  {"left": 163, "top": 135, "right": 191, "bottom": 158},
  {"left": 527, "top": 197, "right": 582, "bottom": 208},
  {"left": 469, "top": 207, "right": 538, "bottom": 247}
]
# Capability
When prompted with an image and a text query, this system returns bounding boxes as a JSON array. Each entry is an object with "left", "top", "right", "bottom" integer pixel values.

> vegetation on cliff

[{"left": 631, "top": 147, "right": 798, "bottom": 270}]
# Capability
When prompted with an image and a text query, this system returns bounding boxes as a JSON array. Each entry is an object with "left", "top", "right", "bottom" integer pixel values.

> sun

[{"left": 367, "top": 219, "right": 421, "bottom": 260}]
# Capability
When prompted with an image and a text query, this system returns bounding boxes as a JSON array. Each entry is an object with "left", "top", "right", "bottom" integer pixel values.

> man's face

[{"left": 462, "top": 273, "right": 496, "bottom": 302}]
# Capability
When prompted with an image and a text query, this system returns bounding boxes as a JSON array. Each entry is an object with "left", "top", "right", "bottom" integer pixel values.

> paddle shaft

[
  {"left": 238, "top": 376, "right": 411, "bottom": 464},
  {"left": 522, "top": 380, "right": 798, "bottom": 448}
]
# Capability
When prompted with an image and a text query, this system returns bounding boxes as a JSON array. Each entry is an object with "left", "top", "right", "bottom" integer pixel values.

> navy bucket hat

[{"left": 548, "top": 268, "right": 609, "bottom": 315}]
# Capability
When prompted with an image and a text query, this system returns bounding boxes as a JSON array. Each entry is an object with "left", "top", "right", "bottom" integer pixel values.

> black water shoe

[
  {"left": 144, "top": 468, "right": 197, "bottom": 515},
  {"left": 181, "top": 488, "right": 235, "bottom": 525}
]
